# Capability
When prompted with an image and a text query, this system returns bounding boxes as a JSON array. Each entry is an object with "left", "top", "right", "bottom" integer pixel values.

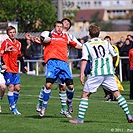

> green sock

[
  {"left": 117, "top": 95, "right": 131, "bottom": 116},
  {"left": 59, "top": 91, "right": 67, "bottom": 111},
  {"left": 78, "top": 98, "right": 88, "bottom": 121},
  {"left": 38, "top": 100, "right": 43, "bottom": 105}
]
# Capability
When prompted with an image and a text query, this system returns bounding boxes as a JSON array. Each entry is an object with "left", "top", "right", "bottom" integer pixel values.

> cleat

[
  {"left": 39, "top": 107, "right": 46, "bottom": 117},
  {"left": 0, "top": 105, "right": 1, "bottom": 113},
  {"left": 36, "top": 104, "right": 42, "bottom": 112},
  {"left": 127, "top": 115, "right": 133, "bottom": 123},
  {"left": 60, "top": 109, "right": 64, "bottom": 115},
  {"left": 12, "top": 108, "right": 21, "bottom": 115},
  {"left": 68, "top": 104, "right": 73, "bottom": 114},
  {"left": 69, "top": 118, "right": 84, "bottom": 124},
  {"left": 60, "top": 109, "right": 72, "bottom": 118}
]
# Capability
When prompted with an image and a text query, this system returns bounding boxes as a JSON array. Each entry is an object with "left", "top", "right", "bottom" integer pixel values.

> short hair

[
  {"left": 54, "top": 21, "right": 63, "bottom": 28},
  {"left": 61, "top": 18, "right": 72, "bottom": 30},
  {"left": 6, "top": 26, "right": 16, "bottom": 34},
  {"left": 104, "top": 36, "right": 111, "bottom": 41},
  {"left": 89, "top": 25, "right": 100, "bottom": 38}
]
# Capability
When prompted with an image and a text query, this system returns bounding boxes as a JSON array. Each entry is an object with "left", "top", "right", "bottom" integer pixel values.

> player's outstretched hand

[
  {"left": 80, "top": 74, "right": 85, "bottom": 85},
  {"left": 34, "top": 37, "right": 41, "bottom": 44},
  {"left": 25, "top": 34, "right": 32, "bottom": 40}
]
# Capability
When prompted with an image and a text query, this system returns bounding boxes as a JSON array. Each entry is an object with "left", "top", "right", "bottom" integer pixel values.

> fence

[{"left": 19, "top": 57, "right": 129, "bottom": 82}]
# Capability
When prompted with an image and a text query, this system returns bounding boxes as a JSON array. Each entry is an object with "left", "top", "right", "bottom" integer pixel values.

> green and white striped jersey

[{"left": 82, "top": 38, "right": 117, "bottom": 76}]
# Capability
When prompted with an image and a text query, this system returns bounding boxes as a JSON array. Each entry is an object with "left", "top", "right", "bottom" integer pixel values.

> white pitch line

[{"left": 3, "top": 93, "right": 133, "bottom": 105}]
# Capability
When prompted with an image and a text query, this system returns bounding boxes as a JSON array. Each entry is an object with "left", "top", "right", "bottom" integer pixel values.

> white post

[
  {"left": 68, "top": 61, "right": 72, "bottom": 73},
  {"left": 36, "top": 62, "right": 39, "bottom": 76},
  {"left": 119, "top": 58, "right": 122, "bottom": 82}
]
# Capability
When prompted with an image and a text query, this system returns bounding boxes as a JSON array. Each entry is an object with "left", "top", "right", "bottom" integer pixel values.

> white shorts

[
  {"left": 84, "top": 75, "right": 118, "bottom": 93},
  {"left": 0, "top": 73, "right": 5, "bottom": 84}
]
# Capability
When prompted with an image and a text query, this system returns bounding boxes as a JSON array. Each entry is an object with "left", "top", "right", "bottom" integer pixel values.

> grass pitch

[{"left": 0, "top": 74, "right": 133, "bottom": 133}]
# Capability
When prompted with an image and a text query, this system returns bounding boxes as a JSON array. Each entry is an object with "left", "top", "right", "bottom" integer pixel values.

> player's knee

[
  {"left": 8, "top": 84, "right": 15, "bottom": 91},
  {"left": 45, "top": 83, "right": 52, "bottom": 90},
  {"left": 65, "top": 79, "right": 73, "bottom": 86},
  {"left": 65, "top": 79, "right": 74, "bottom": 90},
  {"left": 0, "top": 84, "right": 6, "bottom": 91},
  {"left": 59, "top": 84, "right": 66, "bottom": 91},
  {"left": 14, "top": 84, "right": 20, "bottom": 92},
  {"left": 46, "top": 78, "right": 53, "bottom": 90}
]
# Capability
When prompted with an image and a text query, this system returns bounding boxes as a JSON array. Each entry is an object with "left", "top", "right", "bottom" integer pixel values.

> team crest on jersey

[{"left": 7, "top": 79, "right": 10, "bottom": 83}]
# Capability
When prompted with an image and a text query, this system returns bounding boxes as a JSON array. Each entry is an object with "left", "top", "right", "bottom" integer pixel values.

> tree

[
  {"left": 0, "top": 0, "right": 57, "bottom": 32},
  {"left": 63, "top": 1, "right": 80, "bottom": 20}
]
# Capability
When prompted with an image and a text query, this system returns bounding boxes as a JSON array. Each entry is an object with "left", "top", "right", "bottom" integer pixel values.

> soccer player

[
  {"left": 35, "top": 18, "right": 82, "bottom": 116},
  {"left": 1, "top": 26, "right": 27, "bottom": 115},
  {"left": 26, "top": 21, "right": 82, "bottom": 117},
  {"left": 69, "top": 24, "right": 133, "bottom": 124},
  {"left": 129, "top": 47, "right": 133, "bottom": 99},
  {"left": 0, "top": 52, "right": 7, "bottom": 113}
]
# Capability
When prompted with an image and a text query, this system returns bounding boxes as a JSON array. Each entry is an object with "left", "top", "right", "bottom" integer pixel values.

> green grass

[{"left": 0, "top": 74, "right": 133, "bottom": 133}]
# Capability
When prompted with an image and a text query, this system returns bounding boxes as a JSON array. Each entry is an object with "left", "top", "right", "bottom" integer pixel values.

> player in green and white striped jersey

[{"left": 69, "top": 24, "right": 133, "bottom": 124}]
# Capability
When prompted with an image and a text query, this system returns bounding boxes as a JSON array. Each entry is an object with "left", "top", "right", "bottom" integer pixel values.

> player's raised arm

[{"left": 80, "top": 59, "right": 87, "bottom": 85}]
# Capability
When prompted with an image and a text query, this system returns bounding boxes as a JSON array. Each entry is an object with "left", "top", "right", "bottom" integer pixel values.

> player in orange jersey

[
  {"left": 35, "top": 18, "right": 82, "bottom": 116},
  {"left": 1, "top": 26, "right": 27, "bottom": 115},
  {"left": 26, "top": 21, "right": 82, "bottom": 118}
]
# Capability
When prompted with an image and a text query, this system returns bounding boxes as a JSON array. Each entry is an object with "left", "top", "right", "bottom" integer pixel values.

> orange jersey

[
  {"left": 1, "top": 38, "right": 22, "bottom": 73},
  {"left": 44, "top": 32, "right": 77, "bottom": 63},
  {"left": 129, "top": 48, "right": 133, "bottom": 69}
]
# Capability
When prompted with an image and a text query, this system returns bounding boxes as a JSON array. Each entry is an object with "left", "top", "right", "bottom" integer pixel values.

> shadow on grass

[
  {"left": 0, "top": 112, "right": 11, "bottom": 115},
  {"left": 25, "top": 114, "right": 66, "bottom": 119}
]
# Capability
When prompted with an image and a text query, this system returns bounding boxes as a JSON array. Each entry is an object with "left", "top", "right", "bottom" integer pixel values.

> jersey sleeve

[
  {"left": 109, "top": 43, "right": 117, "bottom": 57},
  {"left": 67, "top": 34, "right": 77, "bottom": 47},
  {"left": 68, "top": 33, "right": 82, "bottom": 46},
  {"left": 1, "top": 40, "right": 7, "bottom": 51},
  {"left": 81, "top": 43, "right": 89, "bottom": 60}
]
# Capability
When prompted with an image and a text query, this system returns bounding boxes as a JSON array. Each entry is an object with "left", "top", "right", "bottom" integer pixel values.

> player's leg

[
  {"left": 7, "top": 84, "right": 21, "bottom": 115},
  {"left": 66, "top": 79, "right": 74, "bottom": 114},
  {"left": 104, "top": 75, "right": 133, "bottom": 123},
  {"left": 69, "top": 91, "right": 90, "bottom": 124},
  {"left": 4, "top": 72, "right": 21, "bottom": 115},
  {"left": 12, "top": 74, "right": 21, "bottom": 114},
  {"left": 39, "top": 80, "right": 52, "bottom": 117},
  {"left": 69, "top": 76, "right": 103, "bottom": 124},
  {"left": 36, "top": 87, "right": 44, "bottom": 112},
  {"left": 113, "top": 91, "right": 133, "bottom": 123},
  {"left": 14, "top": 84, "right": 20, "bottom": 105},
  {"left": 103, "top": 88, "right": 114, "bottom": 101},
  {"left": 0, "top": 83, "right": 6, "bottom": 113},
  {"left": 58, "top": 61, "right": 74, "bottom": 114},
  {"left": 59, "top": 84, "right": 72, "bottom": 118},
  {"left": 36, "top": 64, "right": 48, "bottom": 111}
]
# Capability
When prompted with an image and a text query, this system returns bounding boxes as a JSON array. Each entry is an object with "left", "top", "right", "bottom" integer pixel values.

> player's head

[
  {"left": 6, "top": 26, "right": 16, "bottom": 40},
  {"left": 89, "top": 25, "right": 100, "bottom": 38},
  {"left": 104, "top": 36, "right": 111, "bottom": 42},
  {"left": 54, "top": 21, "right": 63, "bottom": 34},
  {"left": 61, "top": 18, "right": 72, "bottom": 31}
]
